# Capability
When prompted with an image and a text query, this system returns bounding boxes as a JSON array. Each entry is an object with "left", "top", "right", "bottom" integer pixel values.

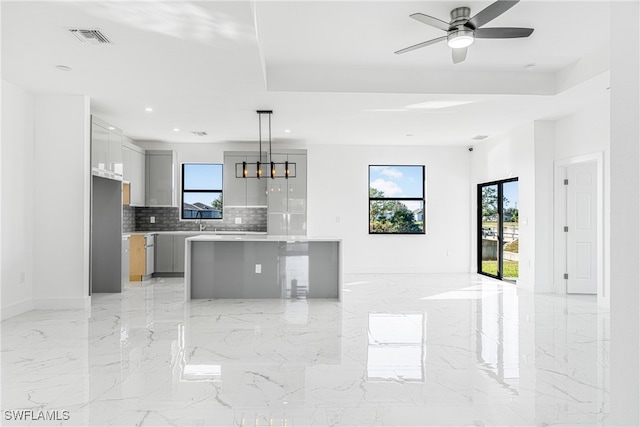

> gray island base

[{"left": 185, "top": 235, "right": 342, "bottom": 301}]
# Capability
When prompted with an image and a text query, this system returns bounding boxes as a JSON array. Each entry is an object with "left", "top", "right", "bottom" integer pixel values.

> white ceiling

[{"left": 1, "top": 1, "right": 611, "bottom": 146}]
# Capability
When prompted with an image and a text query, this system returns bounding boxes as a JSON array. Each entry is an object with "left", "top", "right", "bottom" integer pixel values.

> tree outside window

[{"left": 369, "top": 165, "right": 425, "bottom": 234}]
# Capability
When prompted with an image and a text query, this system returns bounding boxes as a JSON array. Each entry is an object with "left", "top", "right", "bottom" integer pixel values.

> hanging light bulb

[
  {"left": 285, "top": 161, "right": 289, "bottom": 179},
  {"left": 242, "top": 161, "right": 248, "bottom": 178},
  {"left": 256, "top": 161, "right": 262, "bottom": 179},
  {"left": 271, "top": 161, "right": 276, "bottom": 179}
]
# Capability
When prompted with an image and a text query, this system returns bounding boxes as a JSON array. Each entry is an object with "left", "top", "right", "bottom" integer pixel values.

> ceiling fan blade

[
  {"left": 452, "top": 47, "right": 467, "bottom": 64},
  {"left": 467, "top": 0, "right": 519, "bottom": 29},
  {"left": 394, "top": 36, "right": 447, "bottom": 55},
  {"left": 410, "top": 13, "right": 451, "bottom": 32},
  {"left": 475, "top": 27, "right": 534, "bottom": 38}
]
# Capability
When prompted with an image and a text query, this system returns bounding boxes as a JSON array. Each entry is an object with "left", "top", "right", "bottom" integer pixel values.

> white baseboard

[
  {"left": 1, "top": 298, "right": 35, "bottom": 320},
  {"left": 345, "top": 265, "right": 471, "bottom": 275},
  {"left": 33, "top": 296, "right": 91, "bottom": 310}
]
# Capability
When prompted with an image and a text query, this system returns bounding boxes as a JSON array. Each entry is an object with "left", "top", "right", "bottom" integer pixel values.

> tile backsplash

[
  {"left": 123, "top": 206, "right": 136, "bottom": 232},
  {"left": 132, "top": 206, "right": 267, "bottom": 232}
]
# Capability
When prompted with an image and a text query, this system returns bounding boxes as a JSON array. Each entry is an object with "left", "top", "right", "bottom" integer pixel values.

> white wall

[
  {"left": 470, "top": 123, "right": 537, "bottom": 290},
  {"left": 33, "top": 95, "right": 91, "bottom": 309},
  {"left": 554, "top": 101, "right": 611, "bottom": 301},
  {"left": 609, "top": 1, "right": 640, "bottom": 423},
  {"left": 1, "top": 81, "right": 35, "bottom": 319},
  {"left": 307, "top": 144, "right": 471, "bottom": 274},
  {"left": 137, "top": 141, "right": 471, "bottom": 274}
]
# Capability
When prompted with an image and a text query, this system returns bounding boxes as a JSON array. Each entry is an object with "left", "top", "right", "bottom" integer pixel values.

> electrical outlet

[
  {"left": 255, "top": 264, "right": 262, "bottom": 274},
  {"left": 235, "top": 217, "right": 242, "bottom": 224},
  {"left": 150, "top": 216, "right": 156, "bottom": 223}
]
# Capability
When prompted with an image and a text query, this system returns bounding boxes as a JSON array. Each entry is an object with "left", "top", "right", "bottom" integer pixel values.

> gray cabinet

[
  {"left": 173, "top": 235, "right": 187, "bottom": 272},
  {"left": 223, "top": 152, "right": 268, "bottom": 207},
  {"left": 246, "top": 154, "right": 268, "bottom": 206},
  {"left": 122, "top": 236, "right": 130, "bottom": 288},
  {"left": 223, "top": 154, "right": 247, "bottom": 206},
  {"left": 267, "top": 152, "right": 307, "bottom": 235},
  {"left": 91, "top": 116, "right": 123, "bottom": 180},
  {"left": 146, "top": 150, "right": 176, "bottom": 206},
  {"left": 123, "top": 141, "right": 145, "bottom": 206},
  {"left": 131, "top": 148, "right": 145, "bottom": 206},
  {"left": 154, "top": 234, "right": 192, "bottom": 275},
  {"left": 155, "top": 234, "right": 174, "bottom": 273}
]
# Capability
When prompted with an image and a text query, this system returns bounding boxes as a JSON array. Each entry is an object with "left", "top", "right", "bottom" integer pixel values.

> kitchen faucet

[{"left": 195, "top": 211, "right": 206, "bottom": 231}]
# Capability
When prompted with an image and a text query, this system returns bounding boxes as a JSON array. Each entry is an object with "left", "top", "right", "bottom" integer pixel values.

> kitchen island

[{"left": 185, "top": 235, "right": 342, "bottom": 301}]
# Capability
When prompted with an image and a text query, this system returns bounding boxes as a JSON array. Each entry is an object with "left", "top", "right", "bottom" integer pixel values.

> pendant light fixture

[
  {"left": 237, "top": 110, "right": 296, "bottom": 179},
  {"left": 257, "top": 110, "right": 271, "bottom": 179}
]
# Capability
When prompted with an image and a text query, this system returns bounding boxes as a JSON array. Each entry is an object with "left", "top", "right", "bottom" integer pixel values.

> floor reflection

[
  {"left": 476, "top": 283, "right": 520, "bottom": 394},
  {"left": 367, "top": 313, "right": 426, "bottom": 382},
  {"left": 1, "top": 275, "right": 609, "bottom": 426}
]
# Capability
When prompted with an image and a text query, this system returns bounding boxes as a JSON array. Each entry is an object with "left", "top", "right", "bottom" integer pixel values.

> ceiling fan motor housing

[{"left": 450, "top": 7, "right": 471, "bottom": 27}]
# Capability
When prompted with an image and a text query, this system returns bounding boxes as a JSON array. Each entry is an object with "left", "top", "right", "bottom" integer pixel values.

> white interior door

[{"left": 566, "top": 161, "right": 597, "bottom": 294}]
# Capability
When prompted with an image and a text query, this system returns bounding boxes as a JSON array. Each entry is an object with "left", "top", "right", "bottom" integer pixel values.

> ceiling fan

[{"left": 395, "top": 0, "right": 534, "bottom": 64}]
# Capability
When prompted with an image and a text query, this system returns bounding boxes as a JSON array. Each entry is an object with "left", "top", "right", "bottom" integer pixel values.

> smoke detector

[
  {"left": 68, "top": 29, "right": 111, "bottom": 45},
  {"left": 191, "top": 131, "right": 208, "bottom": 137}
]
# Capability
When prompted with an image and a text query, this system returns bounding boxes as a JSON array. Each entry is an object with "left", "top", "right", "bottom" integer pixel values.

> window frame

[
  {"left": 368, "top": 165, "right": 426, "bottom": 235},
  {"left": 181, "top": 163, "right": 224, "bottom": 221}
]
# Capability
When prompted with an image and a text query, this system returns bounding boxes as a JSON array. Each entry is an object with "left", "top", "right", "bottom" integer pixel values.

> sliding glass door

[{"left": 478, "top": 178, "right": 519, "bottom": 282}]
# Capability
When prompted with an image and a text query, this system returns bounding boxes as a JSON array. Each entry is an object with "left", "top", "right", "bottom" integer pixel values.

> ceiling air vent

[
  {"left": 472, "top": 135, "right": 488, "bottom": 141},
  {"left": 68, "top": 29, "right": 111, "bottom": 45},
  {"left": 191, "top": 131, "right": 208, "bottom": 137}
]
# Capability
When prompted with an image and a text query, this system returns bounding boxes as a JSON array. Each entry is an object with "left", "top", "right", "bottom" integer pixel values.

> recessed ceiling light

[
  {"left": 145, "top": 107, "right": 153, "bottom": 112},
  {"left": 406, "top": 133, "right": 415, "bottom": 137},
  {"left": 173, "top": 128, "right": 180, "bottom": 132},
  {"left": 107, "top": 126, "right": 115, "bottom": 130},
  {"left": 472, "top": 135, "right": 488, "bottom": 140},
  {"left": 55, "top": 65, "right": 72, "bottom": 72},
  {"left": 405, "top": 100, "right": 474, "bottom": 109},
  {"left": 284, "top": 129, "right": 291, "bottom": 133},
  {"left": 524, "top": 63, "right": 536, "bottom": 71}
]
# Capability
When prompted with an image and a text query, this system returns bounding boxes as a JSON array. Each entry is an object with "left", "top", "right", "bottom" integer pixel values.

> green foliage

[
  {"left": 481, "top": 187, "right": 516, "bottom": 220},
  {"left": 369, "top": 188, "right": 423, "bottom": 233},
  {"left": 211, "top": 197, "right": 222, "bottom": 211},
  {"left": 481, "top": 186, "right": 498, "bottom": 218},
  {"left": 481, "top": 260, "right": 519, "bottom": 278}
]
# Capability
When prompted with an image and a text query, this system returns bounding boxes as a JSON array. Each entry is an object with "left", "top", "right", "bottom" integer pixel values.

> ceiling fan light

[{"left": 447, "top": 30, "right": 474, "bottom": 49}]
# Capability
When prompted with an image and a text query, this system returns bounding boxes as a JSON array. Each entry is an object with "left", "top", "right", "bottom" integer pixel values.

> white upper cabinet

[
  {"left": 265, "top": 151, "right": 307, "bottom": 236},
  {"left": 91, "top": 116, "right": 123, "bottom": 181}
]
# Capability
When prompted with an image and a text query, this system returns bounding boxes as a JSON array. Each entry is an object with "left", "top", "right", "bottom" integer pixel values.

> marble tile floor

[{"left": 1, "top": 274, "right": 610, "bottom": 426}]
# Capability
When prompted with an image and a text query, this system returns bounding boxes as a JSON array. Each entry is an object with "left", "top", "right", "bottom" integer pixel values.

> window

[
  {"left": 369, "top": 165, "right": 425, "bottom": 234},
  {"left": 181, "top": 164, "right": 223, "bottom": 220}
]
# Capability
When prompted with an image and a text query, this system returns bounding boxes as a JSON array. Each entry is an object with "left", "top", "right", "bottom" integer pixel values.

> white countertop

[
  {"left": 186, "top": 234, "right": 341, "bottom": 243},
  {"left": 125, "top": 231, "right": 267, "bottom": 236}
]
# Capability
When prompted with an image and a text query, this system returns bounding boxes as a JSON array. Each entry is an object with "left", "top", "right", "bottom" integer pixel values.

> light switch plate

[
  {"left": 235, "top": 217, "right": 242, "bottom": 224},
  {"left": 255, "top": 264, "right": 261, "bottom": 274},
  {"left": 150, "top": 216, "right": 156, "bottom": 223}
]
